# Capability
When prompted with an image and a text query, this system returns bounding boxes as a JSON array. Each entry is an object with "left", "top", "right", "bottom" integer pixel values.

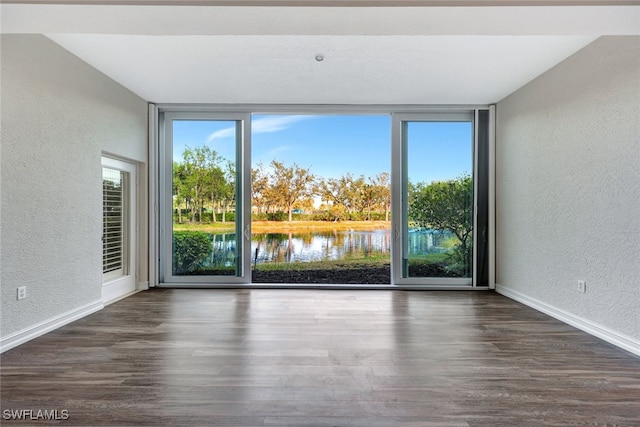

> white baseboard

[
  {"left": 102, "top": 275, "right": 136, "bottom": 305},
  {"left": 104, "top": 289, "right": 142, "bottom": 306},
  {"left": 0, "top": 300, "right": 104, "bottom": 353},
  {"left": 139, "top": 281, "right": 149, "bottom": 291},
  {"left": 496, "top": 285, "right": 640, "bottom": 357}
]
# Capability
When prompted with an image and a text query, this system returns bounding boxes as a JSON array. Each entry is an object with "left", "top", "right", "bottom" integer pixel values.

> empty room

[{"left": 1, "top": 1, "right": 639, "bottom": 426}]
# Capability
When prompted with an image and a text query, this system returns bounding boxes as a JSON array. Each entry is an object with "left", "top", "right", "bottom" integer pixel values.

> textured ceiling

[
  {"left": 44, "top": 34, "right": 598, "bottom": 104},
  {"left": 3, "top": 4, "right": 638, "bottom": 104}
]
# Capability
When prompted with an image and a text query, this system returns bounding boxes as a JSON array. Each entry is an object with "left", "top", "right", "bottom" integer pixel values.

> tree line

[
  {"left": 252, "top": 161, "right": 391, "bottom": 222},
  {"left": 173, "top": 144, "right": 473, "bottom": 273},
  {"left": 173, "top": 146, "right": 236, "bottom": 223},
  {"left": 173, "top": 146, "right": 391, "bottom": 223}
]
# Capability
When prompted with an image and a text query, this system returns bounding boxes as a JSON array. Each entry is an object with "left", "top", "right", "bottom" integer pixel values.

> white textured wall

[
  {"left": 496, "top": 36, "right": 640, "bottom": 343},
  {"left": 1, "top": 35, "right": 148, "bottom": 339}
]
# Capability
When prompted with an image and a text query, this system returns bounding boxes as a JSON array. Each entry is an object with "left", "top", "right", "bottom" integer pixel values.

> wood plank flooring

[{"left": 2, "top": 289, "right": 639, "bottom": 426}]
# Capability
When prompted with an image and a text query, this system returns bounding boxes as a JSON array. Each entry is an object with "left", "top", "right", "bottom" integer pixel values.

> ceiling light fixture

[{"left": 315, "top": 54, "right": 324, "bottom": 62}]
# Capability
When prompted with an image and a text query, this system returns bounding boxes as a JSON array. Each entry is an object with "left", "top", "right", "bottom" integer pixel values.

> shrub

[
  {"left": 267, "top": 211, "right": 287, "bottom": 221},
  {"left": 291, "top": 213, "right": 313, "bottom": 221},
  {"left": 444, "top": 244, "right": 472, "bottom": 277},
  {"left": 369, "top": 212, "right": 388, "bottom": 221},
  {"left": 310, "top": 211, "right": 333, "bottom": 221},
  {"left": 347, "top": 212, "right": 365, "bottom": 221},
  {"left": 252, "top": 213, "right": 269, "bottom": 221},
  {"left": 214, "top": 212, "right": 235, "bottom": 222},
  {"left": 173, "top": 231, "right": 210, "bottom": 274}
]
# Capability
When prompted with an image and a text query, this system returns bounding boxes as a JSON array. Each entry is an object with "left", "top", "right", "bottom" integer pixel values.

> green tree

[
  {"left": 182, "top": 146, "right": 221, "bottom": 223},
  {"left": 269, "top": 160, "right": 315, "bottom": 222},
  {"left": 319, "top": 173, "right": 361, "bottom": 216},
  {"left": 173, "top": 161, "right": 189, "bottom": 223},
  {"left": 328, "top": 203, "right": 347, "bottom": 222},
  {"left": 408, "top": 174, "right": 473, "bottom": 273},
  {"left": 220, "top": 161, "right": 236, "bottom": 223},
  {"left": 362, "top": 183, "right": 376, "bottom": 221},
  {"left": 206, "top": 164, "right": 226, "bottom": 223},
  {"left": 315, "top": 177, "right": 333, "bottom": 214},
  {"left": 251, "top": 162, "right": 269, "bottom": 214},
  {"left": 372, "top": 172, "right": 391, "bottom": 221},
  {"left": 345, "top": 174, "right": 366, "bottom": 216},
  {"left": 173, "top": 145, "right": 232, "bottom": 224}
]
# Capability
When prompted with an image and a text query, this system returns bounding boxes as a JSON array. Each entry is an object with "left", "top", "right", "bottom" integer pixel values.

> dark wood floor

[{"left": 2, "top": 289, "right": 639, "bottom": 426}]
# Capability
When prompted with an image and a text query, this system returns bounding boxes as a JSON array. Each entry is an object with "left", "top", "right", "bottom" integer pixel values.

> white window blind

[{"left": 103, "top": 168, "right": 127, "bottom": 277}]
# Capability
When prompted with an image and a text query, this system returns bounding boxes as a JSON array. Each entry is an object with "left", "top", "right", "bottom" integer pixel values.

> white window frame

[
  {"left": 391, "top": 111, "right": 475, "bottom": 287},
  {"left": 151, "top": 104, "right": 494, "bottom": 289},
  {"left": 101, "top": 156, "right": 138, "bottom": 302},
  {"left": 159, "top": 111, "right": 252, "bottom": 285}
]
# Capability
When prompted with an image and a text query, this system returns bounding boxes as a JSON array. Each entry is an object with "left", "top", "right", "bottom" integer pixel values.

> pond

[
  {"left": 252, "top": 230, "right": 391, "bottom": 264},
  {"left": 188, "top": 228, "right": 455, "bottom": 270}
]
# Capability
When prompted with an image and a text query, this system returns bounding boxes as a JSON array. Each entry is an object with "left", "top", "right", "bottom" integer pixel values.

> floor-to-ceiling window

[{"left": 157, "top": 107, "right": 492, "bottom": 288}]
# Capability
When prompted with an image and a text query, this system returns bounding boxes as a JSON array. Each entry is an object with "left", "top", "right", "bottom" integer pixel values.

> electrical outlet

[
  {"left": 17, "top": 286, "right": 27, "bottom": 300},
  {"left": 576, "top": 280, "right": 586, "bottom": 293}
]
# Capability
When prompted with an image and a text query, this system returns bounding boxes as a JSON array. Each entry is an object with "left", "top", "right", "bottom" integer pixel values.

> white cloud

[
  {"left": 252, "top": 115, "right": 315, "bottom": 134},
  {"left": 206, "top": 126, "right": 236, "bottom": 142},
  {"left": 207, "top": 115, "right": 316, "bottom": 142}
]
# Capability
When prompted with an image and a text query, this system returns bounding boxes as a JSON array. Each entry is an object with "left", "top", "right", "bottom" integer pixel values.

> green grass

[
  {"left": 187, "top": 253, "right": 447, "bottom": 274},
  {"left": 186, "top": 253, "right": 451, "bottom": 276},
  {"left": 173, "top": 220, "right": 391, "bottom": 235},
  {"left": 251, "top": 254, "right": 449, "bottom": 272},
  {"left": 407, "top": 252, "right": 449, "bottom": 264},
  {"left": 253, "top": 256, "right": 390, "bottom": 272},
  {"left": 173, "top": 222, "right": 235, "bottom": 234}
]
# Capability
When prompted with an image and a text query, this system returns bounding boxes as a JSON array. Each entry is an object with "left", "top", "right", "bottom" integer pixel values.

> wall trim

[
  {"left": 0, "top": 300, "right": 104, "bottom": 353},
  {"left": 104, "top": 289, "right": 142, "bottom": 306},
  {"left": 496, "top": 285, "right": 640, "bottom": 357},
  {"left": 148, "top": 103, "right": 159, "bottom": 288},
  {"left": 2, "top": 1, "right": 636, "bottom": 6}
]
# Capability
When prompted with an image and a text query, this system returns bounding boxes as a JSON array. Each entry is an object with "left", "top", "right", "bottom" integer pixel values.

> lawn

[{"left": 173, "top": 220, "right": 391, "bottom": 234}]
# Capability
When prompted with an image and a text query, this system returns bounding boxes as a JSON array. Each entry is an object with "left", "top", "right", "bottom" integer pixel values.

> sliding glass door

[
  {"left": 157, "top": 107, "right": 491, "bottom": 287},
  {"left": 392, "top": 113, "right": 475, "bottom": 286},
  {"left": 160, "top": 113, "right": 251, "bottom": 284}
]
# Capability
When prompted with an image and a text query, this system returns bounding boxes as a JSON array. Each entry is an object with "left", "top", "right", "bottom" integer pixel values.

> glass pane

[
  {"left": 171, "top": 120, "right": 240, "bottom": 276},
  {"left": 250, "top": 115, "right": 391, "bottom": 284},
  {"left": 404, "top": 121, "right": 473, "bottom": 279}
]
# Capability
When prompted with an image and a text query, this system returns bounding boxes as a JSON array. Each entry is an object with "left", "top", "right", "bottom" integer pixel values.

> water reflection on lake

[
  {"left": 191, "top": 228, "right": 458, "bottom": 270},
  {"left": 252, "top": 230, "right": 391, "bottom": 264}
]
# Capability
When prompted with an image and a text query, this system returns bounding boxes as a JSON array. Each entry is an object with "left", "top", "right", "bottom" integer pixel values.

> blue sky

[
  {"left": 172, "top": 115, "right": 472, "bottom": 184},
  {"left": 406, "top": 121, "right": 472, "bottom": 184}
]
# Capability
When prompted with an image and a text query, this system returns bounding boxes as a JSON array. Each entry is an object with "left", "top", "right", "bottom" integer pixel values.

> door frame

[
  {"left": 391, "top": 112, "right": 475, "bottom": 287},
  {"left": 159, "top": 112, "right": 252, "bottom": 285},
  {"left": 151, "top": 104, "right": 494, "bottom": 289},
  {"left": 101, "top": 155, "right": 138, "bottom": 303}
]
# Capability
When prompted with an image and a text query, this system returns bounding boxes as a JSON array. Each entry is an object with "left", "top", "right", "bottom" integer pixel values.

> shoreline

[{"left": 173, "top": 220, "right": 391, "bottom": 234}]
